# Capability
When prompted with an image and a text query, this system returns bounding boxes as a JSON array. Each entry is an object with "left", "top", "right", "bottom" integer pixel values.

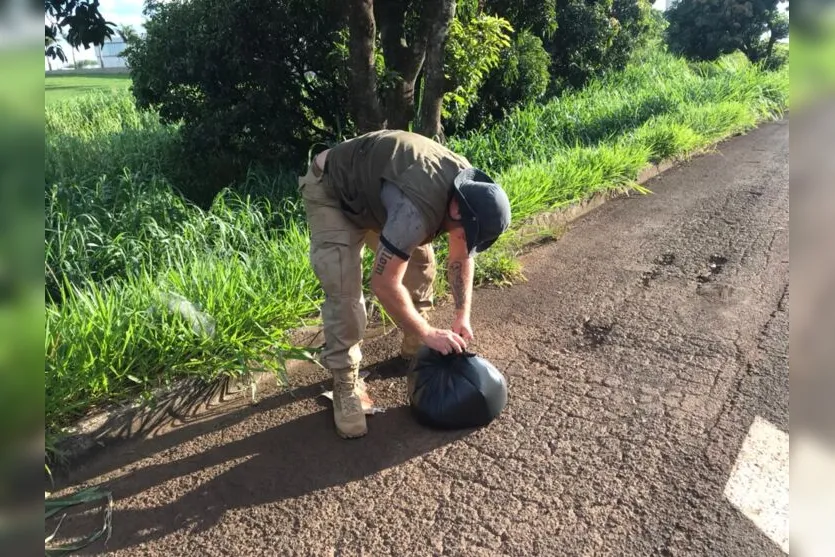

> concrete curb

[
  {"left": 513, "top": 159, "right": 676, "bottom": 243},
  {"left": 50, "top": 157, "right": 679, "bottom": 470}
]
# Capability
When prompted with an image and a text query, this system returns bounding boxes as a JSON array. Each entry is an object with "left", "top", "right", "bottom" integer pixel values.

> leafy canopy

[
  {"left": 666, "top": 0, "right": 790, "bottom": 63},
  {"left": 45, "top": 0, "right": 116, "bottom": 62}
]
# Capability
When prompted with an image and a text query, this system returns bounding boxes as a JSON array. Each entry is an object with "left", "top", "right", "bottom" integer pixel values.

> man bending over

[{"left": 298, "top": 129, "right": 511, "bottom": 439}]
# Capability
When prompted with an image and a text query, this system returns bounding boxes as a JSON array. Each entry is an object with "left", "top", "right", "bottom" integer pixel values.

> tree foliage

[
  {"left": 118, "top": 0, "right": 665, "bottom": 197},
  {"left": 117, "top": 24, "right": 140, "bottom": 46},
  {"left": 609, "top": 0, "right": 657, "bottom": 67},
  {"left": 464, "top": 30, "right": 551, "bottom": 129},
  {"left": 483, "top": 0, "right": 558, "bottom": 38},
  {"left": 442, "top": 10, "right": 514, "bottom": 129},
  {"left": 45, "top": 0, "right": 116, "bottom": 62},
  {"left": 125, "top": 0, "right": 509, "bottom": 195},
  {"left": 643, "top": 4, "right": 670, "bottom": 48},
  {"left": 546, "top": 0, "right": 654, "bottom": 92},
  {"left": 126, "top": 0, "right": 351, "bottom": 178},
  {"left": 486, "top": 0, "right": 654, "bottom": 94},
  {"left": 666, "top": 0, "right": 790, "bottom": 64}
]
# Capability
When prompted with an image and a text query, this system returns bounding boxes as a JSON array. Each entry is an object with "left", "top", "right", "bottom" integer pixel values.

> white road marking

[
  {"left": 790, "top": 431, "right": 835, "bottom": 557},
  {"left": 723, "top": 415, "right": 789, "bottom": 553}
]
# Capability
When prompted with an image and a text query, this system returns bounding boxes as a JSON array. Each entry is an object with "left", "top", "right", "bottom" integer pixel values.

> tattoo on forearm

[
  {"left": 450, "top": 261, "right": 465, "bottom": 310},
  {"left": 375, "top": 247, "right": 394, "bottom": 275}
]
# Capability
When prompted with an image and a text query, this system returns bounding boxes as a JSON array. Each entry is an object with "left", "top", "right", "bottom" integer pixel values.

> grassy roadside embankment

[{"left": 45, "top": 49, "right": 788, "bottom": 451}]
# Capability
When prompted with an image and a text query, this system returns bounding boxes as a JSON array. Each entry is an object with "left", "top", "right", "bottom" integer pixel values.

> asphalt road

[{"left": 54, "top": 118, "right": 789, "bottom": 556}]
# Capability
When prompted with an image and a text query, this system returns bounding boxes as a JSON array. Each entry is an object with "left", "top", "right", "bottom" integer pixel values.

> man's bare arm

[
  {"left": 370, "top": 243, "right": 467, "bottom": 354},
  {"left": 448, "top": 260, "right": 473, "bottom": 314},
  {"left": 370, "top": 244, "right": 429, "bottom": 339},
  {"left": 447, "top": 225, "right": 474, "bottom": 319}
]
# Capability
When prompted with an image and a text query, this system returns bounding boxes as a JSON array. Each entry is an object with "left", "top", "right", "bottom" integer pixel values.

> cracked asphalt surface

[{"left": 54, "top": 119, "right": 789, "bottom": 556}]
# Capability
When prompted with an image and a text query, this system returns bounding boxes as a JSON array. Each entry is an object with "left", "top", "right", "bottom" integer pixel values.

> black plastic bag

[{"left": 406, "top": 346, "right": 508, "bottom": 429}]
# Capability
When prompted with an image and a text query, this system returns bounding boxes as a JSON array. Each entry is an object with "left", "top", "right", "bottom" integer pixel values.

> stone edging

[
  {"left": 50, "top": 157, "right": 679, "bottom": 470},
  {"left": 513, "top": 159, "right": 676, "bottom": 243}
]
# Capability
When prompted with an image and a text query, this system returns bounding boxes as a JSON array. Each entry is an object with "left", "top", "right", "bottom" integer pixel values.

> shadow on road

[
  {"left": 54, "top": 372, "right": 468, "bottom": 554},
  {"left": 56, "top": 354, "right": 414, "bottom": 487}
]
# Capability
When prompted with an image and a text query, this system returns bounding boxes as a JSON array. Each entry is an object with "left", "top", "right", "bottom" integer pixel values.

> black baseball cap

[{"left": 452, "top": 168, "right": 512, "bottom": 256}]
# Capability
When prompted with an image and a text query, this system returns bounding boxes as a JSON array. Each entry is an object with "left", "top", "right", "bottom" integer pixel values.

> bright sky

[{"left": 102, "top": 0, "right": 148, "bottom": 29}]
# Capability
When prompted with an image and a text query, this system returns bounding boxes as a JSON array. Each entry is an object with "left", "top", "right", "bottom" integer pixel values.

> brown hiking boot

[{"left": 331, "top": 367, "right": 368, "bottom": 439}]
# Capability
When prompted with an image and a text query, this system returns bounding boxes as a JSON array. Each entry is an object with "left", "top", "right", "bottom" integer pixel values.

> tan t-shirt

[{"left": 379, "top": 181, "right": 429, "bottom": 260}]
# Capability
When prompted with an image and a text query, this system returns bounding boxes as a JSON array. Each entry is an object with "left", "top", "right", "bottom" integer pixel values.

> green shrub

[
  {"left": 546, "top": 0, "right": 655, "bottom": 93},
  {"left": 465, "top": 30, "right": 551, "bottom": 129},
  {"left": 126, "top": 0, "right": 351, "bottom": 199},
  {"left": 761, "top": 42, "right": 789, "bottom": 71},
  {"left": 666, "top": 0, "right": 789, "bottom": 64}
]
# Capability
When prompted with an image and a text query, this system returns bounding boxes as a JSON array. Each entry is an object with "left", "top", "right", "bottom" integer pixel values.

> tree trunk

[
  {"left": 376, "top": 0, "right": 411, "bottom": 130},
  {"left": 346, "top": 0, "right": 454, "bottom": 134},
  {"left": 418, "top": 0, "right": 456, "bottom": 139},
  {"left": 375, "top": 0, "right": 436, "bottom": 130},
  {"left": 386, "top": 80, "right": 419, "bottom": 130},
  {"left": 347, "top": 0, "right": 385, "bottom": 132},
  {"left": 765, "top": 23, "right": 778, "bottom": 61},
  {"left": 765, "top": 36, "right": 776, "bottom": 60},
  {"left": 738, "top": 41, "right": 753, "bottom": 63}
]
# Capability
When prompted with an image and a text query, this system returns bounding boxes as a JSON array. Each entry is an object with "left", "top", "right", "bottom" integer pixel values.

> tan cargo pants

[{"left": 298, "top": 159, "right": 435, "bottom": 371}]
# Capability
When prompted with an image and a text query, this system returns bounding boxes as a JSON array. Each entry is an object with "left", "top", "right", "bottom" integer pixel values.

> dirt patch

[
  {"left": 578, "top": 320, "right": 614, "bottom": 348},
  {"left": 642, "top": 253, "right": 677, "bottom": 286},
  {"left": 709, "top": 254, "right": 728, "bottom": 268},
  {"left": 641, "top": 269, "right": 660, "bottom": 287},
  {"left": 657, "top": 253, "right": 676, "bottom": 266},
  {"left": 697, "top": 254, "right": 728, "bottom": 283}
]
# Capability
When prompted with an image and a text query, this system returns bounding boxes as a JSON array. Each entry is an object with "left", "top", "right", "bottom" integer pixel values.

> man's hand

[
  {"left": 422, "top": 327, "right": 468, "bottom": 355},
  {"left": 452, "top": 315, "right": 473, "bottom": 342},
  {"left": 451, "top": 314, "right": 474, "bottom": 342}
]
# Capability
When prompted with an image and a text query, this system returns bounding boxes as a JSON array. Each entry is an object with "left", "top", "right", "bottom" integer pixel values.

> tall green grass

[
  {"left": 45, "top": 49, "right": 788, "bottom": 441},
  {"left": 436, "top": 51, "right": 788, "bottom": 234},
  {"left": 45, "top": 93, "right": 316, "bottom": 434},
  {"left": 46, "top": 91, "right": 176, "bottom": 181},
  {"left": 449, "top": 50, "right": 787, "bottom": 175},
  {"left": 46, "top": 187, "right": 322, "bottom": 428}
]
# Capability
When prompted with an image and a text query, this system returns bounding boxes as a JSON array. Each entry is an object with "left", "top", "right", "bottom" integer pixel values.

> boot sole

[{"left": 336, "top": 428, "right": 368, "bottom": 439}]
